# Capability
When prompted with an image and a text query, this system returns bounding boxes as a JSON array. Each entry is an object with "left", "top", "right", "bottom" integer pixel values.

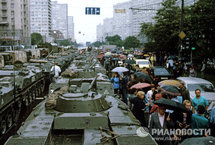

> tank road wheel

[
  {"left": 6, "top": 110, "right": 13, "bottom": 128},
  {"left": 32, "top": 90, "right": 36, "bottom": 100},
  {"left": 24, "top": 96, "right": 29, "bottom": 106},
  {"left": 14, "top": 101, "right": 22, "bottom": 122},
  {"left": 0, "top": 117, "right": 7, "bottom": 135}
]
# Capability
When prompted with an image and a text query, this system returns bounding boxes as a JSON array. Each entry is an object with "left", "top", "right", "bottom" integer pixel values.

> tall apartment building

[
  {"left": 96, "top": 18, "right": 114, "bottom": 42},
  {"left": 0, "top": 0, "right": 31, "bottom": 46},
  {"left": 51, "top": 1, "right": 68, "bottom": 39},
  {"left": 30, "top": 0, "right": 52, "bottom": 41},
  {"left": 112, "top": 1, "right": 132, "bottom": 40},
  {"left": 96, "top": 24, "right": 103, "bottom": 42},
  {"left": 131, "top": 0, "right": 164, "bottom": 36},
  {"left": 68, "top": 16, "right": 75, "bottom": 41}
]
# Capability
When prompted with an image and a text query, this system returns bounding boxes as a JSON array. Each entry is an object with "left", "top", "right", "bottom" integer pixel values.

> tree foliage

[
  {"left": 92, "top": 41, "right": 104, "bottom": 47},
  {"left": 60, "top": 39, "right": 71, "bottom": 46},
  {"left": 140, "top": 0, "right": 215, "bottom": 59},
  {"left": 31, "top": 33, "right": 43, "bottom": 45},
  {"left": 124, "top": 36, "right": 140, "bottom": 49},
  {"left": 105, "top": 35, "right": 124, "bottom": 47},
  {"left": 140, "top": 0, "right": 181, "bottom": 53},
  {"left": 190, "top": 0, "right": 215, "bottom": 59}
]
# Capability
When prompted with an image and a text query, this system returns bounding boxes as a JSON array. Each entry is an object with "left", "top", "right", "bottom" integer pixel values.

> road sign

[
  {"left": 179, "top": 31, "right": 186, "bottom": 39},
  {"left": 85, "top": 7, "right": 100, "bottom": 15},
  {"left": 115, "top": 9, "right": 126, "bottom": 13},
  {"left": 192, "top": 47, "right": 196, "bottom": 50}
]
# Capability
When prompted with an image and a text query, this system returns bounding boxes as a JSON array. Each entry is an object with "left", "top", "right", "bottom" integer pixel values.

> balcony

[
  {"left": 2, "top": 13, "right": 7, "bottom": 18},
  {"left": 1, "top": 6, "right": 7, "bottom": 10},
  {"left": 0, "top": 21, "right": 9, "bottom": 25},
  {"left": 1, "top": 0, "right": 7, "bottom": 4}
]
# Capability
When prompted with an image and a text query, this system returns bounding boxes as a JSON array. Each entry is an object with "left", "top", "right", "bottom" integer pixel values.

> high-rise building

[
  {"left": 96, "top": 18, "right": 113, "bottom": 42},
  {"left": 30, "top": 0, "right": 52, "bottom": 41},
  {"left": 130, "top": 0, "right": 164, "bottom": 36},
  {"left": 0, "top": 0, "right": 31, "bottom": 46},
  {"left": 112, "top": 1, "right": 132, "bottom": 40},
  {"left": 68, "top": 16, "right": 75, "bottom": 41},
  {"left": 96, "top": 24, "right": 103, "bottom": 42},
  {"left": 51, "top": 1, "right": 68, "bottom": 39}
]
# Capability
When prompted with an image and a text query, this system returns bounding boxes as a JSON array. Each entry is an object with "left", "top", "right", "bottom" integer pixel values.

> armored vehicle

[
  {"left": 0, "top": 49, "right": 77, "bottom": 138},
  {"left": 5, "top": 81, "right": 157, "bottom": 145},
  {"left": 5, "top": 51, "right": 157, "bottom": 145}
]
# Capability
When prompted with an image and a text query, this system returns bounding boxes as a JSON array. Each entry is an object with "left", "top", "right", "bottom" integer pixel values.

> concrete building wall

[
  {"left": 30, "top": 0, "right": 52, "bottom": 40},
  {"left": 68, "top": 16, "right": 75, "bottom": 41},
  {"left": 0, "top": 0, "right": 31, "bottom": 45},
  {"left": 112, "top": 1, "right": 132, "bottom": 40},
  {"left": 51, "top": 1, "right": 68, "bottom": 39}
]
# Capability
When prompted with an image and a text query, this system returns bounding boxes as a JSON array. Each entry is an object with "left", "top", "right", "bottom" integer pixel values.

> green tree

[
  {"left": 140, "top": 0, "right": 182, "bottom": 53},
  {"left": 124, "top": 36, "right": 140, "bottom": 49},
  {"left": 60, "top": 39, "right": 71, "bottom": 46},
  {"left": 190, "top": 0, "right": 215, "bottom": 59},
  {"left": 105, "top": 35, "right": 124, "bottom": 47},
  {"left": 92, "top": 41, "right": 104, "bottom": 47},
  {"left": 31, "top": 33, "right": 43, "bottom": 45}
]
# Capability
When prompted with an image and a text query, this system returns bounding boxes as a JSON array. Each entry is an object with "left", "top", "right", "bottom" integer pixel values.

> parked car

[
  {"left": 177, "top": 77, "right": 215, "bottom": 106},
  {"left": 153, "top": 66, "right": 173, "bottom": 82},
  {"left": 132, "top": 59, "right": 151, "bottom": 69}
]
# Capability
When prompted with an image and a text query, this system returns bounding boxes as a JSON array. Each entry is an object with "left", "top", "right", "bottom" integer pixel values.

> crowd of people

[{"left": 102, "top": 51, "right": 214, "bottom": 145}]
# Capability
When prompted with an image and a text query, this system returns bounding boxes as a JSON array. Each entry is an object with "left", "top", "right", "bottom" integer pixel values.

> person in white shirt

[
  {"left": 149, "top": 105, "right": 174, "bottom": 145},
  {"left": 146, "top": 85, "right": 157, "bottom": 104},
  {"left": 51, "top": 62, "right": 61, "bottom": 78}
]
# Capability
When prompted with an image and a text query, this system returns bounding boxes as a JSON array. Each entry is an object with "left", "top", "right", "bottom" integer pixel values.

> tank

[
  {"left": 5, "top": 50, "right": 157, "bottom": 145},
  {"left": 0, "top": 49, "right": 77, "bottom": 138}
]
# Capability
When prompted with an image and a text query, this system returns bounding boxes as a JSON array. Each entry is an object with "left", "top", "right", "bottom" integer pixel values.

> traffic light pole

[{"left": 179, "top": 0, "right": 184, "bottom": 57}]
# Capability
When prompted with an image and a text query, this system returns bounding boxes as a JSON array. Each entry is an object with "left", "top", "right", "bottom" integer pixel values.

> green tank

[
  {"left": 0, "top": 49, "right": 77, "bottom": 138},
  {"left": 5, "top": 51, "right": 157, "bottom": 145}
]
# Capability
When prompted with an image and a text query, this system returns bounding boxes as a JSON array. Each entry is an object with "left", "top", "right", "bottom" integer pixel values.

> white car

[
  {"left": 133, "top": 59, "right": 151, "bottom": 69},
  {"left": 177, "top": 77, "right": 215, "bottom": 106}
]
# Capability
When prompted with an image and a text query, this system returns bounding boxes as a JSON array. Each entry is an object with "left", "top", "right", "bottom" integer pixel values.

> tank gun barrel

[{"left": 88, "top": 75, "right": 98, "bottom": 91}]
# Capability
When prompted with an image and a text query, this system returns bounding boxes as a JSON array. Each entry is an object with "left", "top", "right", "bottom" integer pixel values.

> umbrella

[
  {"left": 134, "top": 72, "right": 153, "bottom": 83},
  {"left": 119, "top": 54, "right": 126, "bottom": 59},
  {"left": 112, "top": 67, "right": 128, "bottom": 73},
  {"left": 159, "top": 85, "right": 181, "bottom": 96},
  {"left": 130, "top": 83, "right": 151, "bottom": 89},
  {"left": 125, "top": 59, "right": 135, "bottom": 64},
  {"left": 97, "top": 54, "right": 104, "bottom": 58},
  {"left": 154, "top": 98, "right": 188, "bottom": 112},
  {"left": 181, "top": 136, "right": 215, "bottom": 145},
  {"left": 158, "top": 80, "right": 182, "bottom": 87},
  {"left": 112, "top": 58, "right": 120, "bottom": 61},
  {"left": 104, "top": 52, "right": 112, "bottom": 56}
]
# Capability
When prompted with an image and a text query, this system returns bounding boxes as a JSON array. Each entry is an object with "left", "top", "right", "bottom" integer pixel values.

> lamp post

[{"left": 179, "top": 0, "right": 185, "bottom": 57}]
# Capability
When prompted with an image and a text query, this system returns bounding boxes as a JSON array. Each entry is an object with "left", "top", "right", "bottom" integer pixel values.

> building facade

[
  {"left": 96, "top": 18, "right": 114, "bottom": 42},
  {"left": 96, "top": 24, "right": 103, "bottom": 42},
  {"left": 0, "top": 0, "right": 31, "bottom": 46},
  {"left": 30, "top": 0, "right": 52, "bottom": 42},
  {"left": 51, "top": 1, "right": 68, "bottom": 39},
  {"left": 130, "top": 0, "right": 164, "bottom": 36},
  {"left": 68, "top": 16, "right": 75, "bottom": 41},
  {"left": 112, "top": 1, "right": 132, "bottom": 40}
]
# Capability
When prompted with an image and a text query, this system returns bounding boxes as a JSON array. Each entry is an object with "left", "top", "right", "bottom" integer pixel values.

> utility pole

[{"left": 178, "top": 0, "right": 185, "bottom": 57}]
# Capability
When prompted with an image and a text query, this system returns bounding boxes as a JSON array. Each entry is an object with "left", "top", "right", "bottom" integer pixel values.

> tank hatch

[{"left": 55, "top": 92, "right": 111, "bottom": 113}]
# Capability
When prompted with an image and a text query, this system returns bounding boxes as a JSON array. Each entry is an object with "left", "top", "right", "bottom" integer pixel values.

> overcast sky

[{"left": 56, "top": 0, "right": 129, "bottom": 43}]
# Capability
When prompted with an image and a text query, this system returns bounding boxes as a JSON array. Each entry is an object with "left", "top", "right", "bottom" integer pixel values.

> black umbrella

[
  {"left": 125, "top": 59, "right": 135, "bottom": 64},
  {"left": 181, "top": 136, "right": 215, "bottom": 145},
  {"left": 134, "top": 72, "right": 153, "bottom": 83},
  {"left": 154, "top": 98, "right": 188, "bottom": 112},
  {"left": 159, "top": 85, "right": 181, "bottom": 96}
]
